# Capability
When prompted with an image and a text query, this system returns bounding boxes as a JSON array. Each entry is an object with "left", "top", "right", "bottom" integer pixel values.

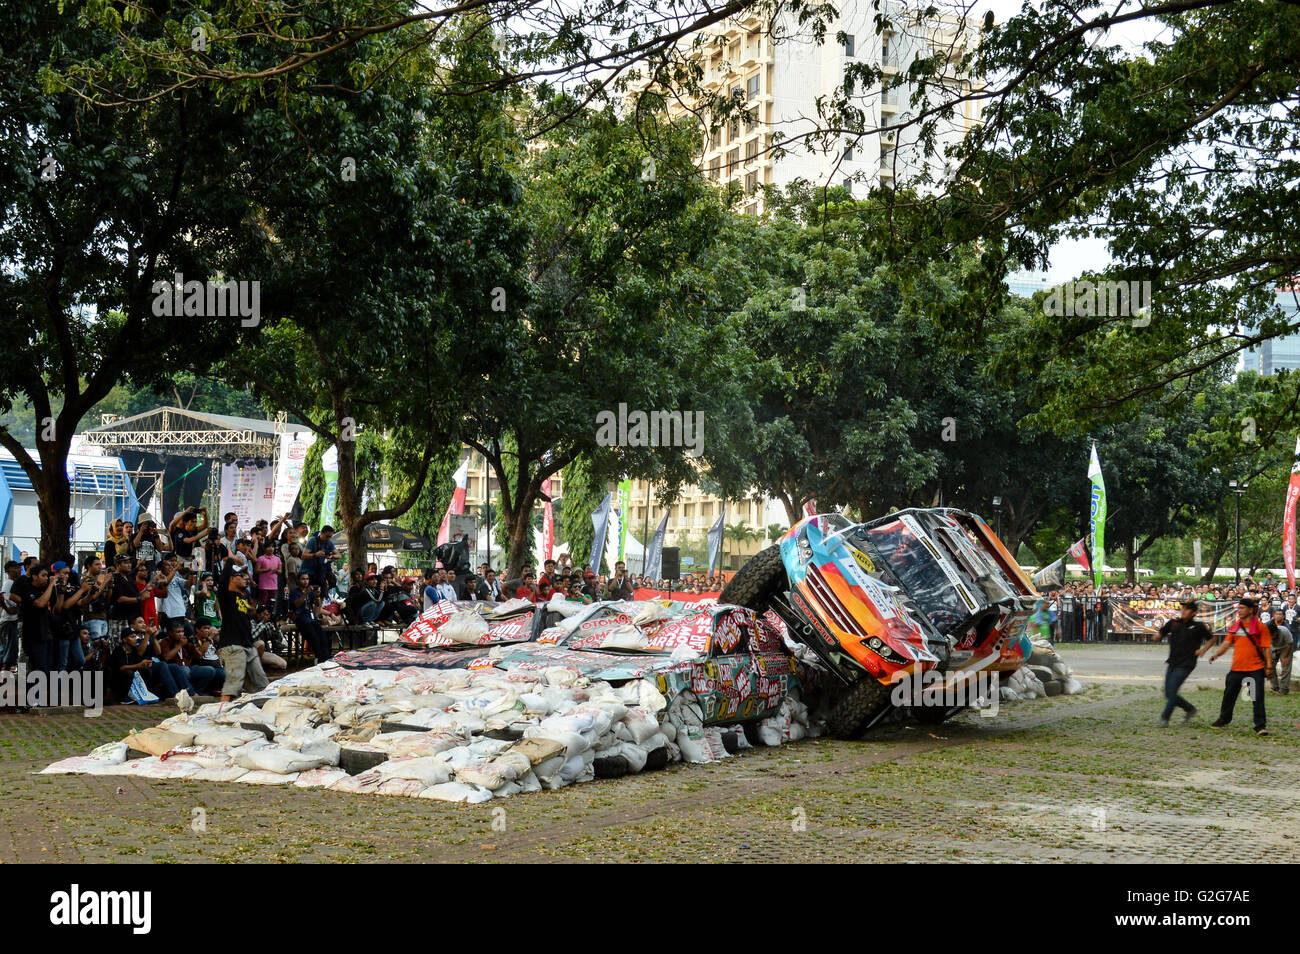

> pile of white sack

[
  {"left": 999, "top": 637, "right": 1085, "bottom": 703},
  {"left": 44, "top": 661, "right": 815, "bottom": 803}
]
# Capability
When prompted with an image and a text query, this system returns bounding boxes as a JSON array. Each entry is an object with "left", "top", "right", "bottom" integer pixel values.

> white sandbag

[
  {"left": 658, "top": 720, "right": 677, "bottom": 742},
  {"left": 532, "top": 755, "right": 566, "bottom": 781},
  {"left": 109, "top": 757, "right": 198, "bottom": 779},
  {"left": 523, "top": 725, "right": 589, "bottom": 759},
  {"left": 702, "top": 727, "right": 731, "bottom": 760},
  {"left": 294, "top": 768, "right": 349, "bottom": 789},
  {"left": 237, "top": 769, "right": 300, "bottom": 785},
  {"left": 300, "top": 740, "right": 341, "bottom": 766},
  {"left": 188, "top": 765, "right": 250, "bottom": 782},
  {"left": 494, "top": 780, "right": 523, "bottom": 797},
  {"left": 377, "top": 778, "right": 427, "bottom": 797},
  {"left": 546, "top": 594, "right": 584, "bottom": 617},
  {"left": 1062, "top": 677, "right": 1085, "bottom": 695},
  {"left": 193, "top": 726, "right": 264, "bottom": 747},
  {"left": 419, "top": 781, "right": 495, "bottom": 803},
  {"left": 375, "top": 732, "right": 463, "bottom": 760},
  {"left": 440, "top": 610, "right": 491, "bottom": 644},
  {"left": 232, "top": 741, "right": 331, "bottom": 775},
  {"left": 515, "top": 770, "right": 541, "bottom": 793},
  {"left": 42, "top": 755, "right": 129, "bottom": 775},
  {"left": 374, "top": 757, "right": 454, "bottom": 787},
  {"left": 123, "top": 726, "right": 197, "bottom": 756},
  {"left": 618, "top": 741, "right": 648, "bottom": 773},
  {"left": 620, "top": 709, "right": 660, "bottom": 745},
  {"left": 643, "top": 731, "right": 669, "bottom": 751}
]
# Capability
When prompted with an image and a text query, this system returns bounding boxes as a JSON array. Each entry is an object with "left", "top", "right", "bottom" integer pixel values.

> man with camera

[
  {"left": 215, "top": 559, "right": 268, "bottom": 702},
  {"left": 169, "top": 506, "right": 210, "bottom": 572},
  {"left": 289, "top": 571, "right": 332, "bottom": 662}
]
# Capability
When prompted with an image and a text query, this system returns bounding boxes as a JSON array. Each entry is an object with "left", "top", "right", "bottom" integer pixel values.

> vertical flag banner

[
  {"left": 645, "top": 512, "right": 669, "bottom": 578},
  {"left": 436, "top": 457, "right": 470, "bottom": 546},
  {"left": 318, "top": 445, "right": 339, "bottom": 530},
  {"left": 803, "top": 498, "right": 817, "bottom": 517},
  {"left": 1285, "top": 435, "right": 1300, "bottom": 589},
  {"left": 617, "top": 479, "right": 632, "bottom": 562},
  {"left": 1067, "top": 537, "right": 1092, "bottom": 575},
  {"left": 541, "top": 476, "right": 554, "bottom": 562},
  {"left": 707, "top": 504, "right": 727, "bottom": 575},
  {"left": 1088, "top": 444, "right": 1107, "bottom": 588},
  {"left": 590, "top": 492, "right": 614, "bottom": 573}
]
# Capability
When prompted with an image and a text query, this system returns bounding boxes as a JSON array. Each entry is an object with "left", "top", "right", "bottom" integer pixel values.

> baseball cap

[{"left": 50, "top": 561, "right": 68, "bottom": 572}]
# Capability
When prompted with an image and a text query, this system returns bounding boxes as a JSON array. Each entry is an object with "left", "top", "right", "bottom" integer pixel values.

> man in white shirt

[
  {"left": 1, "top": 561, "right": 20, "bottom": 669},
  {"left": 436, "top": 569, "right": 458, "bottom": 603}
]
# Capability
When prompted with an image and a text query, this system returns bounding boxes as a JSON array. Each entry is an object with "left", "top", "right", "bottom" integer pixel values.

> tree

[
  {"left": 0, "top": 1, "right": 266, "bottom": 558},
  {"left": 233, "top": 25, "right": 529, "bottom": 570},
  {"left": 558, "top": 457, "right": 606, "bottom": 567},
  {"left": 867, "top": 1, "right": 1300, "bottom": 432},
  {"left": 463, "top": 100, "right": 756, "bottom": 577}
]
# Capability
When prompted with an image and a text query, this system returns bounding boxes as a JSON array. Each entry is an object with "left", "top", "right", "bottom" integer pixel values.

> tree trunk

[
  {"left": 505, "top": 497, "right": 535, "bottom": 579},
  {"left": 37, "top": 450, "right": 75, "bottom": 563}
]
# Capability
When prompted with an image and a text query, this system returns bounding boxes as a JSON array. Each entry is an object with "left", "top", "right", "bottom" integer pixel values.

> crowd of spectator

[{"left": 0, "top": 511, "right": 732, "bottom": 710}]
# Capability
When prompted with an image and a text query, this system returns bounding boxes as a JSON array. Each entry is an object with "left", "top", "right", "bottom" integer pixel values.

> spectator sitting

[
  {"left": 250, "top": 606, "right": 288, "bottom": 669},
  {"left": 516, "top": 571, "right": 540, "bottom": 602},
  {"left": 434, "top": 569, "right": 458, "bottom": 603},
  {"left": 159, "top": 622, "right": 223, "bottom": 696},
  {"left": 377, "top": 568, "right": 417, "bottom": 624},
  {"left": 288, "top": 572, "right": 332, "bottom": 661},
  {"left": 114, "top": 617, "right": 192, "bottom": 703},
  {"left": 348, "top": 569, "right": 383, "bottom": 624}
]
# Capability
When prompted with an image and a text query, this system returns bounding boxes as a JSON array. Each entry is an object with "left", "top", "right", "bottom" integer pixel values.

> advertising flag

[
  {"left": 1066, "top": 537, "right": 1092, "bottom": 575},
  {"left": 1088, "top": 444, "right": 1107, "bottom": 588},
  {"left": 617, "top": 479, "right": 632, "bottom": 561},
  {"left": 707, "top": 504, "right": 727, "bottom": 575},
  {"left": 436, "top": 457, "right": 470, "bottom": 546},
  {"left": 317, "top": 445, "right": 339, "bottom": 531},
  {"left": 645, "top": 512, "right": 669, "bottom": 579},
  {"left": 803, "top": 498, "right": 817, "bottom": 517},
  {"left": 1285, "top": 435, "right": 1300, "bottom": 588},
  {"left": 542, "top": 475, "right": 554, "bottom": 562},
  {"left": 1033, "top": 558, "right": 1065, "bottom": 590},
  {"left": 590, "top": 492, "right": 614, "bottom": 573}
]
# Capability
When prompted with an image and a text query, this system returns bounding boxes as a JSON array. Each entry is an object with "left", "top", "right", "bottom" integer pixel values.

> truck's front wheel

[
  {"left": 720, "top": 544, "right": 787, "bottom": 611},
  {"left": 825, "top": 678, "right": 893, "bottom": 739}
]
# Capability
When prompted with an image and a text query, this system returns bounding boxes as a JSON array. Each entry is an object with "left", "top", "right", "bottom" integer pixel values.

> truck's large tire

[
  {"left": 720, "top": 544, "right": 787, "bottom": 610},
  {"left": 825, "top": 678, "right": 893, "bottom": 739}
]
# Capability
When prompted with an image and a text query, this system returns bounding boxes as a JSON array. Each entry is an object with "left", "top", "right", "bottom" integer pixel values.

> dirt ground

[{"left": 3, "top": 645, "right": 1297, "bottom": 863}]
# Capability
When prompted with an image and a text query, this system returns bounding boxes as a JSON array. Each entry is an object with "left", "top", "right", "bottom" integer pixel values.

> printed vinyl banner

[
  {"left": 272, "top": 431, "right": 315, "bottom": 517},
  {"left": 632, "top": 588, "right": 722, "bottom": 603},
  {"left": 220, "top": 462, "right": 276, "bottom": 531},
  {"left": 1108, "top": 598, "right": 1237, "bottom": 636}
]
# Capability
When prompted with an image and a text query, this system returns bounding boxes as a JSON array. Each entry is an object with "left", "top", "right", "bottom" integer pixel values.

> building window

[
  {"left": 728, "top": 118, "right": 739, "bottom": 139},
  {"left": 745, "top": 138, "right": 758, "bottom": 161},
  {"left": 882, "top": 33, "right": 896, "bottom": 67},
  {"left": 747, "top": 74, "right": 760, "bottom": 99},
  {"left": 842, "top": 34, "right": 855, "bottom": 57},
  {"left": 843, "top": 143, "right": 854, "bottom": 162},
  {"left": 727, "top": 147, "right": 740, "bottom": 169},
  {"left": 730, "top": 84, "right": 743, "bottom": 101},
  {"left": 746, "top": 171, "right": 758, "bottom": 194},
  {"left": 709, "top": 157, "right": 721, "bottom": 180}
]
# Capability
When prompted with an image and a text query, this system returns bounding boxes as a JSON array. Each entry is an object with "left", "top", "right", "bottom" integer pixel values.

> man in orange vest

[{"left": 1207, "top": 597, "right": 1273, "bottom": 735}]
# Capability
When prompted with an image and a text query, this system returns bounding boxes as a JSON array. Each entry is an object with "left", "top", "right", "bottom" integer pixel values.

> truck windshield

[{"left": 865, "top": 519, "right": 971, "bottom": 633}]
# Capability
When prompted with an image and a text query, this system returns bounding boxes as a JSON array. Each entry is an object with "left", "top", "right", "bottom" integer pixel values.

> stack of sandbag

[
  {"left": 46, "top": 653, "right": 795, "bottom": 798},
  {"left": 1026, "top": 637, "right": 1085, "bottom": 697}
]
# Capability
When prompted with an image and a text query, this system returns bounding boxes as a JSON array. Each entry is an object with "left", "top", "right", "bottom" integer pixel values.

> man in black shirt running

[
  {"left": 215, "top": 561, "right": 268, "bottom": 702},
  {"left": 1157, "top": 599, "right": 1214, "bottom": 726}
]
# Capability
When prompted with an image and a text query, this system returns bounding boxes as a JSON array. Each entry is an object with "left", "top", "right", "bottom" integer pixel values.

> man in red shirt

[{"left": 1207, "top": 597, "right": 1273, "bottom": 734}]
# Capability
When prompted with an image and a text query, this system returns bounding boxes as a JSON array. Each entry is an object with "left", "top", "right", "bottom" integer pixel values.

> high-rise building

[
  {"left": 663, "top": 0, "right": 984, "bottom": 213},
  {"left": 1244, "top": 287, "right": 1300, "bottom": 375}
]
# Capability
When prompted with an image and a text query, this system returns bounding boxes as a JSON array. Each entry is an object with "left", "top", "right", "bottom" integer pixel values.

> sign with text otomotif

[{"left": 1108, "top": 598, "right": 1239, "bottom": 636}]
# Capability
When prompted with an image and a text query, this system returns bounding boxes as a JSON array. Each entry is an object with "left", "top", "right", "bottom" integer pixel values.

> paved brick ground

[{"left": 3, "top": 675, "right": 1298, "bottom": 863}]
